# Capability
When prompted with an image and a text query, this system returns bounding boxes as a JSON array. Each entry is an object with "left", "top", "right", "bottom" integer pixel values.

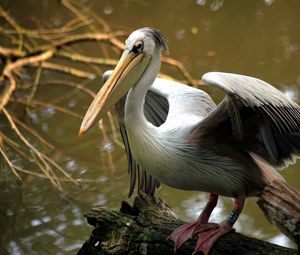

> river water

[{"left": 1, "top": 0, "right": 300, "bottom": 254}]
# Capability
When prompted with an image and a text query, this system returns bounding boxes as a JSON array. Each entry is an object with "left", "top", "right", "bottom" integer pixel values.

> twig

[
  {"left": 57, "top": 50, "right": 118, "bottom": 66},
  {"left": 1, "top": 49, "right": 54, "bottom": 110},
  {"left": 13, "top": 165, "right": 50, "bottom": 178},
  {"left": 2, "top": 108, "right": 79, "bottom": 189},
  {"left": 26, "top": 63, "right": 42, "bottom": 105},
  {"left": 2, "top": 107, "right": 62, "bottom": 189},
  {"left": 1, "top": 131, "right": 32, "bottom": 160},
  {"left": 5, "top": 49, "right": 54, "bottom": 70},
  {"left": 0, "top": 46, "right": 26, "bottom": 57},
  {"left": 11, "top": 165, "right": 97, "bottom": 183},
  {"left": 162, "top": 56, "right": 196, "bottom": 86},
  {"left": 66, "top": 0, "right": 120, "bottom": 56},
  {"left": 42, "top": 153, "right": 80, "bottom": 187},
  {"left": 62, "top": 0, "right": 99, "bottom": 34},
  {"left": 98, "top": 120, "right": 116, "bottom": 174},
  {"left": 107, "top": 111, "right": 124, "bottom": 149},
  {"left": 0, "top": 146, "right": 21, "bottom": 180},
  {"left": 0, "top": 6, "right": 24, "bottom": 51},
  {"left": 0, "top": 71, "right": 16, "bottom": 112},
  {"left": 19, "top": 79, "right": 96, "bottom": 97},
  {"left": 12, "top": 117, "right": 55, "bottom": 150},
  {"left": 10, "top": 98, "right": 83, "bottom": 119},
  {"left": 0, "top": 17, "right": 92, "bottom": 36},
  {"left": 68, "top": 0, "right": 112, "bottom": 32},
  {"left": 37, "top": 62, "right": 96, "bottom": 79},
  {"left": 33, "top": 32, "right": 126, "bottom": 52}
]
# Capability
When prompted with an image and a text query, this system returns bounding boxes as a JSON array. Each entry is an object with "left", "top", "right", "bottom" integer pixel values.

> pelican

[{"left": 79, "top": 27, "right": 300, "bottom": 254}]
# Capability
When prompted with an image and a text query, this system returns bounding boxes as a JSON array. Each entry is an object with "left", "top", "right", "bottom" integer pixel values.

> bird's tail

[{"left": 250, "top": 153, "right": 285, "bottom": 185}]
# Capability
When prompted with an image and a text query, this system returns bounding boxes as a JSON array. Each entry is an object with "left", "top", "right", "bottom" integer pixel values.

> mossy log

[{"left": 77, "top": 189, "right": 298, "bottom": 255}]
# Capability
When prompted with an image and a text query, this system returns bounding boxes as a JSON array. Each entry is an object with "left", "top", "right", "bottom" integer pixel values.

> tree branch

[{"left": 78, "top": 192, "right": 297, "bottom": 255}]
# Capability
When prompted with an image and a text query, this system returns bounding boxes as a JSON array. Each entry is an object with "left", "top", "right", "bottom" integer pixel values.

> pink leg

[
  {"left": 194, "top": 197, "right": 245, "bottom": 255},
  {"left": 168, "top": 194, "right": 219, "bottom": 250}
]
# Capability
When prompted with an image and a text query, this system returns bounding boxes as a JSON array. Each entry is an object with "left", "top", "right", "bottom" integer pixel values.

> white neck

[
  {"left": 124, "top": 49, "right": 161, "bottom": 169},
  {"left": 125, "top": 49, "right": 161, "bottom": 127}
]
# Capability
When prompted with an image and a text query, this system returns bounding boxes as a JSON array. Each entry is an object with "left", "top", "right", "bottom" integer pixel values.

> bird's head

[{"left": 79, "top": 27, "right": 167, "bottom": 137}]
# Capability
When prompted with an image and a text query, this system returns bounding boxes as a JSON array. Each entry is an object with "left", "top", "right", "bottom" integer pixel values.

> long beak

[{"left": 79, "top": 49, "right": 151, "bottom": 137}]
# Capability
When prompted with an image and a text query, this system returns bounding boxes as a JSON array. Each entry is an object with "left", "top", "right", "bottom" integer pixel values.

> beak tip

[{"left": 78, "top": 129, "right": 85, "bottom": 138}]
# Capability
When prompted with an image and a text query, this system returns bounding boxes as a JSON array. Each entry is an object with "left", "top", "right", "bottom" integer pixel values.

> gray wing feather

[
  {"left": 227, "top": 96, "right": 243, "bottom": 140},
  {"left": 201, "top": 72, "right": 300, "bottom": 169},
  {"left": 202, "top": 72, "right": 300, "bottom": 134},
  {"left": 144, "top": 90, "right": 169, "bottom": 126}
]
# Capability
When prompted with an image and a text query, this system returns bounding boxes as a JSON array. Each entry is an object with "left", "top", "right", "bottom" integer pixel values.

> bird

[{"left": 79, "top": 27, "right": 300, "bottom": 254}]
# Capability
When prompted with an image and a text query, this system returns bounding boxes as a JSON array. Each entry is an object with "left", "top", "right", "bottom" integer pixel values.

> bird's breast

[{"left": 124, "top": 100, "right": 266, "bottom": 198}]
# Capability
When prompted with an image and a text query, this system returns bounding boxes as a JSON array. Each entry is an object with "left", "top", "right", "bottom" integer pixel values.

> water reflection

[
  {"left": 103, "top": 5, "right": 114, "bottom": 16},
  {"left": 263, "top": 0, "right": 274, "bottom": 6},
  {"left": 182, "top": 193, "right": 224, "bottom": 221},
  {"left": 210, "top": 0, "right": 224, "bottom": 11},
  {"left": 1, "top": 0, "right": 300, "bottom": 254}
]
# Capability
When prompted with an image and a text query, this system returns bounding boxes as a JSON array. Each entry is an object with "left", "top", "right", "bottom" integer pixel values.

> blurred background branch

[{"left": 0, "top": 0, "right": 200, "bottom": 189}]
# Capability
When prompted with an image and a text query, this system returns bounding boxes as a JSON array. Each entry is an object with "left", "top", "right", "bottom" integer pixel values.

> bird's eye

[{"left": 132, "top": 41, "right": 144, "bottom": 53}]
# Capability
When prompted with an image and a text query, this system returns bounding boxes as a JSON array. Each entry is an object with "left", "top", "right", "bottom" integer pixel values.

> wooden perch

[
  {"left": 258, "top": 180, "right": 300, "bottom": 250},
  {"left": 77, "top": 189, "right": 298, "bottom": 255}
]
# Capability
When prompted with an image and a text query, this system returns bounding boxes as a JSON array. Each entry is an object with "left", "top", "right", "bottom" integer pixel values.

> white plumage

[{"left": 80, "top": 27, "right": 300, "bottom": 254}]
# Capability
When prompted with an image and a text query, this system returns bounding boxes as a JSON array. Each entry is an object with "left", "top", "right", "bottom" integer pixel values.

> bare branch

[
  {"left": 162, "top": 56, "right": 196, "bottom": 86},
  {"left": 19, "top": 79, "right": 96, "bottom": 97},
  {"left": 10, "top": 98, "right": 83, "bottom": 119},
  {"left": 2, "top": 107, "right": 79, "bottom": 189},
  {"left": 0, "top": 146, "right": 22, "bottom": 180},
  {"left": 57, "top": 50, "right": 118, "bottom": 66},
  {"left": 0, "top": 46, "right": 26, "bottom": 57},
  {"left": 0, "top": 4, "right": 202, "bottom": 191},
  {"left": 38, "top": 62, "right": 96, "bottom": 79},
  {"left": 12, "top": 117, "right": 55, "bottom": 150}
]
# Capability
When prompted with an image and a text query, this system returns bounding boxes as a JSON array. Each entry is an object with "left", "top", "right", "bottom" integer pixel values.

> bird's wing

[
  {"left": 192, "top": 72, "right": 300, "bottom": 169},
  {"left": 116, "top": 77, "right": 216, "bottom": 197},
  {"left": 119, "top": 120, "right": 160, "bottom": 197},
  {"left": 144, "top": 89, "right": 169, "bottom": 127},
  {"left": 149, "top": 77, "right": 216, "bottom": 125}
]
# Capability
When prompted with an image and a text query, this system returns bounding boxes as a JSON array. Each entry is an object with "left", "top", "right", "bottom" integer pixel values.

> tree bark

[
  {"left": 257, "top": 180, "right": 300, "bottom": 250},
  {"left": 77, "top": 190, "right": 297, "bottom": 255}
]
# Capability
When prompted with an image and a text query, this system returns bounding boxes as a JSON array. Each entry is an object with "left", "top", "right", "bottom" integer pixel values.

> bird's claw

[
  {"left": 168, "top": 222, "right": 219, "bottom": 251},
  {"left": 193, "top": 224, "right": 234, "bottom": 255}
]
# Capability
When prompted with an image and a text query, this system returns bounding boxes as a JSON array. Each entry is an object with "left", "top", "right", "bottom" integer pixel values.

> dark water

[{"left": 1, "top": 0, "right": 300, "bottom": 254}]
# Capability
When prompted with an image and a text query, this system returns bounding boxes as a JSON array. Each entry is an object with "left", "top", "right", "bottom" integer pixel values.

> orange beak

[{"left": 79, "top": 49, "right": 150, "bottom": 137}]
